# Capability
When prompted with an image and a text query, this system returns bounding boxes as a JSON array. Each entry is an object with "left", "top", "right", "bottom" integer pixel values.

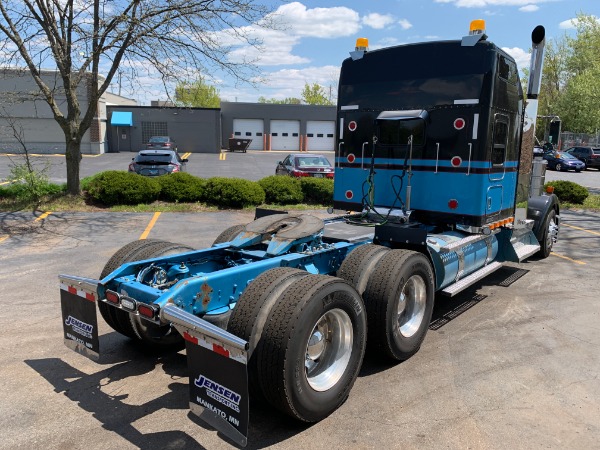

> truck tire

[
  {"left": 99, "top": 239, "right": 164, "bottom": 338},
  {"left": 337, "top": 244, "right": 390, "bottom": 295},
  {"left": 257, "top": 274, "right": 366, "bottom": 422},
  {"left": 212, "top": 224, "right": 246, "bottom": 245},
  {"left": 363, "top": 249, "right": 435, "bottom": 361},
  {"left": 538, "top": 208, "right": 558, "bottom": 258},
  {"left": 100, "top": 240, "right": 194, "bottom": 348},
  {"left": 227, "top": 267, "right": 310, "bottom": 399}
]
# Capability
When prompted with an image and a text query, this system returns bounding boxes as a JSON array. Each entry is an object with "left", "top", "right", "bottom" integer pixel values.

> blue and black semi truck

[{"left": 60, "top": 21, "right": 559, "bottom": 447}]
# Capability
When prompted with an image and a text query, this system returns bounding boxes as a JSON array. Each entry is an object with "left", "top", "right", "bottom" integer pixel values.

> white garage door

[
  {"left": 307, "top": 121, "right": 335, "bottom": 151},
  {"left": 233, "top": 119, "right": 264, "bottom": 150},
  {"left": 270, "top": 120, "right": 300, "bottom": 151}
]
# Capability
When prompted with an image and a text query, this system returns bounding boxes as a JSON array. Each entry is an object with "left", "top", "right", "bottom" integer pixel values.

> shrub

[
  {"left": 202, "top": 177, "right": 265, "bottom": 208},
  {"left": 300, "top": 177, "right": 334, "bottom": 205},
  {"left": 158, "top": 172, "right": 205, "bottom": 202},
  {"left": 86, "top": 170, "right": 161, "bottom": 205},
  {"left": 544, "top": 180, "right": 588, "bottom": 204},
  {"left": 258, "top": 175, "right": 303, "bottom": 204},
  {"left": 0, "top": 180, "right": 65, "bottom": 201}
]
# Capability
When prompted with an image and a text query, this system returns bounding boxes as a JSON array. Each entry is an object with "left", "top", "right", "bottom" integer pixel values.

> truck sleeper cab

[{"left": 59, "top": 22, "right": 559, "bottom": 448}]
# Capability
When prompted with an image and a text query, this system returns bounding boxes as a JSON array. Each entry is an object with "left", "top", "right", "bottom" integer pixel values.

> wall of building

[
  {"left": 220, "top": 102, "right": 336, "bottom": 151},
  {"left": 0, "top": 69, "right": 105, "bottom": 154},
  {"left": 106, "top": 106, "right": 221, "bottom": 153}
]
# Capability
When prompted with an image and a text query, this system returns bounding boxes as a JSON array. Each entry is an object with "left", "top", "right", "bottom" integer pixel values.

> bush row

[
  {"left": 544, "top": 180, "right": 589, "bottom": 204},
  {"left": 82, "top": 171, "right": 334, "bottom": 207}
]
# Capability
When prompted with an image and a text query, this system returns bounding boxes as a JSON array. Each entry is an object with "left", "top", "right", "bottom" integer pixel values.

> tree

[
  {"left": 258, "top": 96, "right": 301, "bottom": 104},
  {"left": 536, "top": 13, "right": 600, "bottom": 135},
  {"left": 301, "top": 83, "right": 334, "bottom": 105},
  {"left": 175, "top": 79, "right": 221, "bottom": 108},
  {"left": 0, "top": 1, "right": 274, "bottom": 194}
]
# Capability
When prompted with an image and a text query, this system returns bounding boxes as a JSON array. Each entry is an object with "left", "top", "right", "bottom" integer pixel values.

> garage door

[
  {"left": 307, "top": 121, "right": 335, "bottom": 151},
  {"left": 270, "top": 120, "right": 300, "bottom": 151},
  {"left": 233, "top": 119, "right": 264, "bottom": 150}
]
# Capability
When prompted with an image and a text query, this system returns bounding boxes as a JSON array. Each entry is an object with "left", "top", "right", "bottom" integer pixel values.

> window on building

[{"left": 142, "top": 122, "right": 168, "bottom": 144}]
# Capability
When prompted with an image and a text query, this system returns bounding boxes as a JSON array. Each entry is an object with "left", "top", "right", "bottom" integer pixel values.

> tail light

[
  {"left": 138, "top": 304, "right": 158, "bottom": 319},
  {"left": 105, "top": 290, "right": 120, "bottom": 304},
  {"left": 164, "top": 143, "right": 172, "bottom": 147},
  {"left": 326, "top": 173, "right": 334, "bottom": 179},
  {"left": 171, "top": 164, "right": 180, "bottom": 172},
  {"left": 291, "top": 169, "right": 309, "bottom": 177},
  {"left": 128, "top": 163, "right": 136, "bottom": 171}
]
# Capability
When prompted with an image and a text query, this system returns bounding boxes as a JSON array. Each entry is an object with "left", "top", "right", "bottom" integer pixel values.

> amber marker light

[
  {"left": 355, "top": 37, "right": 369, "bottom": 51},
  {"left": 469, "top": 19, "right": 486, "bottom": 35}
]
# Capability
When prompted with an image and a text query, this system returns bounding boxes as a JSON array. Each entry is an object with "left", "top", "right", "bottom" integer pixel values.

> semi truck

[{"left": 60, "top": 21, "right": 559, "bottom": 447}]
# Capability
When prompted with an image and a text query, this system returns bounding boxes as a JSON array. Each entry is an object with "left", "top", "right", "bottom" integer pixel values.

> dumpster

[{"left": 228, "top": 138, "right": 252, "bottom": 153}]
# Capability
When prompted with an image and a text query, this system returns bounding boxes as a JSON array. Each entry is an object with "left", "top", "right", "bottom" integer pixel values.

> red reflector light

[
  {"left": 448, "top": 199, "right": 459, "bottom": 209},
  {"left": 105, "top": 290, "right": 120, "bottom": 304},
  {"left": 137, "top": 304, "right": 157, "bottom": 319}
]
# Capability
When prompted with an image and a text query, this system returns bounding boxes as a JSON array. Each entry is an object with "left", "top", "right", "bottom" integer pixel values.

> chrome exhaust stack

[{"left": 518, "top": 25, "right": 546, "bottom": 201}]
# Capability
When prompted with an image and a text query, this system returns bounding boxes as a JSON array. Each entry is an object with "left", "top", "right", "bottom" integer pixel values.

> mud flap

[
  {"left": 59, "top": 275, "right": 100, "bottom": 360},
  {"left": 162, "top": 304, "right": 249, "bottom": 447}
]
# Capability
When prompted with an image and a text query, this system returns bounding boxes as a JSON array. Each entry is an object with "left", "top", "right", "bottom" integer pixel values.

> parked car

[
  {"left": 128, "top": 150, "right": 187, "bottom": 176},
  {"left": 542, "top": 151, "right": 585, "bottom": 172},
  {"left": 564, "top": 146, "right": 600, "bottom": 169},
  {"left": 146, "top": 136, "right": 178, "bottom": 151},
  {"left": 533, "top": 146, "right": 545, "bottom": 157},
  {"left": 276, "top": 154, "right": 334, "bottom": 178}
]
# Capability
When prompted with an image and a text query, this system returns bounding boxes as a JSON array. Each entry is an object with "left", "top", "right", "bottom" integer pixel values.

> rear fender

[{"left": 527, "top": 193, "right": 560, "bottom": 241}]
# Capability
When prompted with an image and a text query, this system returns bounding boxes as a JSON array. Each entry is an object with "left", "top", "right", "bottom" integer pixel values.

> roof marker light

[
  {"left": 469, "top": 19, "right": 486, "bottom": 35},
  {"left": 355, "top": 37, "right": 369, "bottom": 51}
]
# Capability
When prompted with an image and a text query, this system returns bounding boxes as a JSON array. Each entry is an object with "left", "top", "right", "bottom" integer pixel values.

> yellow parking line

[
  {"left": 181, "top": 152, "right": 191, "bottom": 159},
  {"left": 219, "top": 152, "right": 227, "bottom": 161},
  {"left": 34, "top": 211, "right": 52, "bottom": 222},
  {"left": 551, "top": 252, "right": 586, "bottom": 265},
  {"left": 139, "top": 212, "right": 161, "bottom": 240},
  {"left": 561, "top": 223, "right": 600, "bottom": 237},
  {"left": 0, "top": 181, "right": 10, "bottom": 186},
  {"left": 0, "top": 211, "right": 52, "bottom": 245}
]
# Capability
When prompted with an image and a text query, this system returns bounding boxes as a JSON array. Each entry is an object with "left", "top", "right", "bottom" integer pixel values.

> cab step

[{"left": 441, "top": 261, "right": 503, "bottom": 297}]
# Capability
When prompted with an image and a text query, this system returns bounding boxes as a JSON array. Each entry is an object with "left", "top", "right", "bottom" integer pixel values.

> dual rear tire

[{"left": 99, "top": 239, "right": 195, "bottom": 348}]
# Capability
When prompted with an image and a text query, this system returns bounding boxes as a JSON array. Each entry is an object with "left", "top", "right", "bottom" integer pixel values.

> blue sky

[{"left": 125, "top": 0, "right": 599, "bottom": 105}]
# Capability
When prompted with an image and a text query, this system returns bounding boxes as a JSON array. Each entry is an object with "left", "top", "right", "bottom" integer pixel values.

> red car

[{"left": 276, "top": 154, "right": 334, "bottom": 179}]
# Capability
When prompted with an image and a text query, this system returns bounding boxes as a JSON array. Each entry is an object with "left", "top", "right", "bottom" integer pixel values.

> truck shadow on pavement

[{"left": 24, "top": 332, "right": 312, "bottom": 449}]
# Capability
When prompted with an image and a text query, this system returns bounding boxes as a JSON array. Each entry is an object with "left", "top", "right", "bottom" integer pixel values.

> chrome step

[
  {"left": 441, "top": 261, "right": 503, "bottom": 297},
  {"left": 440, "top": 233, "right": 489, "bottom": 253},
  {"left": 514, "top": 243, "right": 540, "bottom": 262}
]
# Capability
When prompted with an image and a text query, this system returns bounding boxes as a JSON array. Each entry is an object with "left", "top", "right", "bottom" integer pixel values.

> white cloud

[
  {"left": 398, "top": 19, "right": 413, "bottom": 30},
  {"left": 370, "top": 37, "right": 406, "bottom": 50},
  {"left": 219, "top": 65, "right": 341, "bottom": 102},
  {"left": 502, "top": 46, "right": 530, "bottom": 71},
  {"left": 435, "top": 0, "right": 551, "bottom": 7},
  {"left": 272, "top": 2, "right": 360, "bottom": 38},
  {"left": 559, "top": 16, "right": 600, "bottom": 29},
  {"left": 519, "top": 4, "right": 539, "bottom": 12},
  {"left": 362, "top": 13, "right": 395, "bottom": 30}
]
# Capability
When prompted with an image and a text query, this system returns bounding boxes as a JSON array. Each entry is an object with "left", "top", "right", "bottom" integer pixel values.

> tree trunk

[{"left": 65, "top": 136, "right": 82, "bottom": 195}]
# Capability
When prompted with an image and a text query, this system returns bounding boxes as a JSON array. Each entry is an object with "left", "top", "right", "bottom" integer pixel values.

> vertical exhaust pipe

[{"left": 519, "top": 25, "right": 546, "bottom": 200}]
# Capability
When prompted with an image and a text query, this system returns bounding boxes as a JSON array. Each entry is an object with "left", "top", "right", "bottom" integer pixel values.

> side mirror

[
  {"left": 278, "top": 161, "right": 283, "bottom": 165},
  {"left": 131, "top": 157, "right": 135, "bottom": 160},
  {"left": 182, "top": 158, "right": 189, "bottom": 163}
]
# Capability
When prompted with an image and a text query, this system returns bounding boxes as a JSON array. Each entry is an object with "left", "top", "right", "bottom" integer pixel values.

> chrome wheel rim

[
  {"left": 547, "top": 214, "right": 559, "bottom": 250},
  {"left": 305, "top": 308, "right": 353, "bottom": 392},
  {"left": 396, "top": 275, "right": 427, "bottom": 338}
]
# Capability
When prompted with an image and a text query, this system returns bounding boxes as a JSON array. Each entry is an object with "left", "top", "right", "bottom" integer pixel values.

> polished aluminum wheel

[
  {"left": 396, "top": 275, "right": 427, "bottom": 338},
  {"left": 305, "top": 308, "right": 353, "bottom": 392}
]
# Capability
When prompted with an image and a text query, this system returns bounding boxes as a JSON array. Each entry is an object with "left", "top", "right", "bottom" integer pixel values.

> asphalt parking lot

[
  {"left": 1, "top": 204, "right": 599, "bottom": 449},
  {"left": 1, "top": 150, "right": 600, "bottom": 188}
]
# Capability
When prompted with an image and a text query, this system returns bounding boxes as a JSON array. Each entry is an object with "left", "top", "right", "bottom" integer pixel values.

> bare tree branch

[{"left": 0, "top": 0, "right": 277, "bottom": 194}]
